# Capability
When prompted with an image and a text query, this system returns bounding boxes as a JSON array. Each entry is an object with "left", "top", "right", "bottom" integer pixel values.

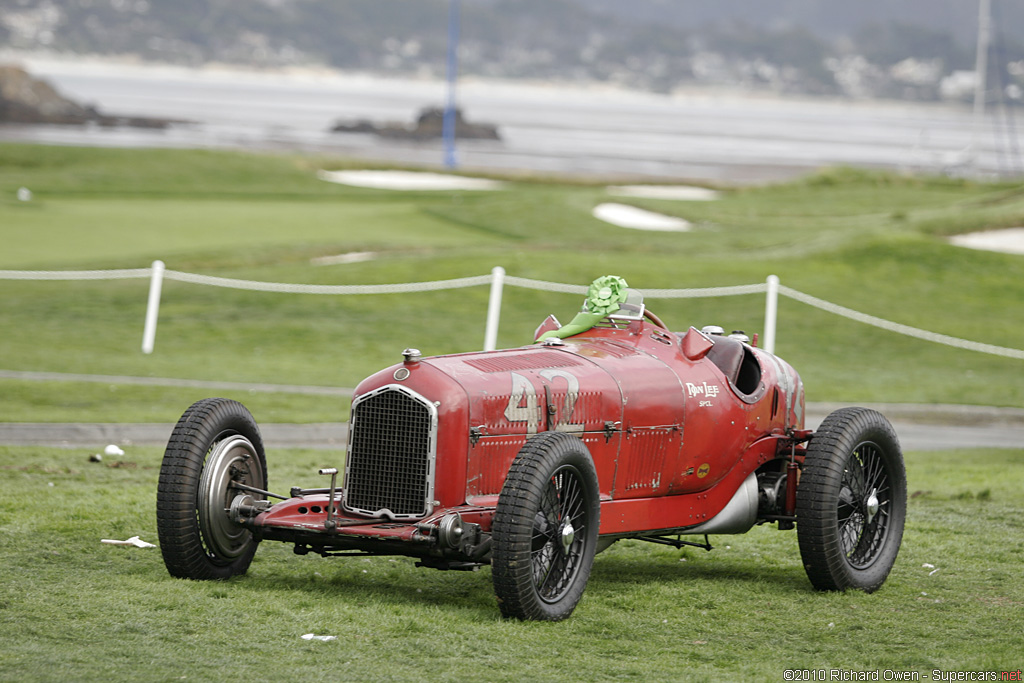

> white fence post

[
  {"left": 142, "top": 260, "right": 165, "bottom": 354},
  {"left": 763, "top": 274, "right": 779, "bottom": 354},
  {"left": 483, "top": 266, "right": 505, "bottom": 351}
]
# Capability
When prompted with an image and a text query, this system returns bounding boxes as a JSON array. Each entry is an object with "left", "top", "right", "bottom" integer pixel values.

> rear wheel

[
  {"left": 491, "top": 432, "right": 600, "bottom": 621},
  {"left": 156, "top": 398, "right": 267, "bottom": 580},
  {"left": 796, "top": 407, "right": 906, "bottom": 592}
]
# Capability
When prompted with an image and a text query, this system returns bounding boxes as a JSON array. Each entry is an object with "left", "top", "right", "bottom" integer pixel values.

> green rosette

[
  {"left": 538, "top": 275, "right": 629, "bottom": 341},
  {"left": 584, "top": 275, "right": 629, "bottom": 316}
]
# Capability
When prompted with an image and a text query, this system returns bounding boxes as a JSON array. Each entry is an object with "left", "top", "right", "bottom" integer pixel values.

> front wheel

[
  {"left": 491, "top": 432, "right": 601, "bottom": 621},
  {"left": 796, "top": 407, "right": 906, "bottom": 592},
  {"left": 156, "top": 398, "right": 267, "bottom": 580}
]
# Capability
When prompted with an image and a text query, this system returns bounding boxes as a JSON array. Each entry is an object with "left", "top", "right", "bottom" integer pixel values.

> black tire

[
  {"left": 491, "top": 432, "right": 601, "bottom": 621},
  {"left": 156, "top": 398, "right": 268, "bottom": 580},
  {"left": 796, "top": 407, "right": 906, "bottom": 592}
]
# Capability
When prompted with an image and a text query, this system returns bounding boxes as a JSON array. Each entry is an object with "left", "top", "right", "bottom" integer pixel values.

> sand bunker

[
  {"left": 592, "top": 203, "right": 692, "bottom": 232},
  {"left": 607, "top": 185, "right": 720, "bottom": 201},
  {"left": 948, "top": 228, "right": 1024, "bottom": 256},
  {"left": 317, "top": 169, "right": 503, "bottom": 191},
  {"left": 310, "top": 251, "right": 377, "bottom": 266}
]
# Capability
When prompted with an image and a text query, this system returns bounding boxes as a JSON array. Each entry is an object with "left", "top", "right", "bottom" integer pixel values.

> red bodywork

[{"left": 249, "top": 315, "right": 806, "bottom": 563}]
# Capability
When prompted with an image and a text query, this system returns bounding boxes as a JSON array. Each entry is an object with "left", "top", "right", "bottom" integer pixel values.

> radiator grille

[{"left": 344, "top": 385, "right": 437, "bottom": 519}]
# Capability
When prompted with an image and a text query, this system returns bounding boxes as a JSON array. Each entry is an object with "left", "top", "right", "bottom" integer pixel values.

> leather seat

[{"left": 706, "top": 336, "right": 745, "bottom": 387}]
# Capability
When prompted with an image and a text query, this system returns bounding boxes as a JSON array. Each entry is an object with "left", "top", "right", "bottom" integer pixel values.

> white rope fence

[
  {"left": 164, "top": 269, "right": 495, "bottom": 294},
  {"left": 777, "top": 284, "right": 1024, "bottom": 361},
  {"left": 0, "top": 268, "right": 152, "bottom": 280},
  {"left": 3, "top": 262, "right": 1023, "bottom": 361}
]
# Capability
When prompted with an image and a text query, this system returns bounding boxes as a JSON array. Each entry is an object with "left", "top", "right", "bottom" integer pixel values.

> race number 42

[{"left": 503, "top": 370, "right": 584, "bottom": 434}]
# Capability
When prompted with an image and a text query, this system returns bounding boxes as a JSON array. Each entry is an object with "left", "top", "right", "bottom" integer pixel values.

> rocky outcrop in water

[
  {"left": 332, "top": 107, "right": 500, "bottom": 141},
  {"left": 0, "top": 64, "right": 180, "bottom": 128}
]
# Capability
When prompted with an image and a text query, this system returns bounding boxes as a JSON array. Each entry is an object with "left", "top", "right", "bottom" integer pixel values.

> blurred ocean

[{"left": 0, "top": 57, "right": 1014, "bottom": 185}]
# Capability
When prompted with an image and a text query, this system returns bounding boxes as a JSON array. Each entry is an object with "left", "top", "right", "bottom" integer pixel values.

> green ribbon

[{"left": 538, "top": 275, "right": 629, "bottom": 341}]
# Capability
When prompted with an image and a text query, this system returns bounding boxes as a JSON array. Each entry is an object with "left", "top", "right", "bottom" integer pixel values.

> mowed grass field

[
  {"left": 2, "top": 144, "right": 1024, "bottom": 422},
  {"left": 0, "top": 445, "right": 1020, "bottom": 681},
  {"left": 1, "top": 143, "right": 1023, "bottom": 680}
]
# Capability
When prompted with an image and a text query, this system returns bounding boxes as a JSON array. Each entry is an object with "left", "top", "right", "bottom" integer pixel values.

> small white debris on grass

[
  {"left": 17, "top": 187, "right": 33, "bottom": 201},
  {"left": 929, "top": 568, "right": 940, "bottom": 576},
  {"left": 828, "top": 622, "right": 835, "bottom": 629},
  {"left": 592, "top": 203, "right": 691, "bottom": 232},
  {"left": 101, "top": 536, "right": 156, "bottom": 548},
  {"left": 104, "top": 444, "right": 125, "bottom": 456},
  {"left": 922, "top": 563, "right": 935, "bottom": 569},
  {"left": 317, "top": 169, "right": 504, "bottom": 191},
  {"left": 301, "top": 634, "right": 337, "bottom": 642},
  {"left": 607, "top": 185, "right": 720, "bottom": 201}
]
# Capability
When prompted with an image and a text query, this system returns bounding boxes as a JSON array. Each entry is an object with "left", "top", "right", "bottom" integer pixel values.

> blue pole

[{"left": 443, "top": 0, "right": 460, "bottom": 168}]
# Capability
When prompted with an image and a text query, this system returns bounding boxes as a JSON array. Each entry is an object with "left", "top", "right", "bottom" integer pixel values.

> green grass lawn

[
  {"left": 3, "top": 144, "right": 1024, "bottom": 422},
  {"left": 0, "top": 444, "right": 1019, "bottom": 681},
  {"left": 2, "top": 144, "right": 1023, "bottom": 680}
]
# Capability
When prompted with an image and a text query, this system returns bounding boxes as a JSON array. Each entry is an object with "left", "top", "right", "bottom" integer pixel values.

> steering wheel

[{"left": 643, "top": 308, "right": 669, "bottom": 330}]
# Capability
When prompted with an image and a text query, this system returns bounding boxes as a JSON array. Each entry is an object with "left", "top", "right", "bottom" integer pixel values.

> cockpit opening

[{"left": 706, "top": 335, "right": 762, "bottom": 397}]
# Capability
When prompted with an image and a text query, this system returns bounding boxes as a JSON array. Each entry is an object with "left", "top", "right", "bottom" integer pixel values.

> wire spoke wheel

[
  {"left": 531, "top": 465, "right": 588, "bottom": 603},
  {"left": 492, "top": 432, "right": 600, "bottom": 621},
  {"left": 796, "top": 408, "right": 906, "bottom": 592},
  {"left": 157, "top": 398, "right": 267, "bottom": 580},
  {"left": 837, "top": 443, "right": 891, "bottom": 569}
]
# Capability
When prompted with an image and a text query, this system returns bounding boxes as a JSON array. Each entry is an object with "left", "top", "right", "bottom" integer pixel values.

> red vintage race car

[{"left": 156, "top": 276, "right": 906, "bottom": 621}]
